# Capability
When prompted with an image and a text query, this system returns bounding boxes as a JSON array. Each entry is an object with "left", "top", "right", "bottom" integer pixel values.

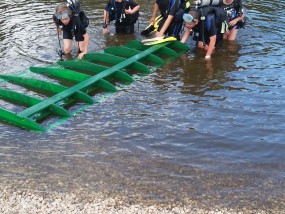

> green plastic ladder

[{"left": 0, "top": 40, "right": 188, "bottom": 131}]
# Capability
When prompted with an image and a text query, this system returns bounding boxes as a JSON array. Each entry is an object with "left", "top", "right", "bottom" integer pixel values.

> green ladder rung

[
  {"left": 0, "top": 108, "right": 44, "bottom": 131},
  {"left": 84, "top": 52, "right": 151, "bottom": 74},
  {"left": 0, "top": 75, "right": 94, "bottom": 104},
  {"left": 0, "top": 89, "right": 70, "bottom": 117},
  {"left": 57, "top": 60, "right": 134, "bottom": 82},
  {"left": 125, "top": 40, "right": 179, "bottom": 58},
  {"left": 30, "top": 67, "right": 117, "bottom": 92},
  {"left": 58, "top": 60, "right": 105, "bottom": 74},
  {"left": 30, "top": 67, "right": 90, "bottom": 82},
  {"left": 166, "top": 40, "right": 189, "bottom": 54},
  {"left": 125, "top": 40, "right": 148, "bottom": 51},
  {"left": 104, "top": 46, "right": 165, "bottom": 66}
]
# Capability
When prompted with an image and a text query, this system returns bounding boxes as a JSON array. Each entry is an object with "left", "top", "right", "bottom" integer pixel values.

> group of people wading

[{"left": 53, "top": 0, "right": 246, "bottom": 60}]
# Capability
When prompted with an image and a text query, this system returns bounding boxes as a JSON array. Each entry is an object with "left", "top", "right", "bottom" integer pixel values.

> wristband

[
  {"left": 205, "top": 55, "right": 211, "bottom": 59},
  {"left": 103, "top": 24, "right": 107, "bottom": 29}
]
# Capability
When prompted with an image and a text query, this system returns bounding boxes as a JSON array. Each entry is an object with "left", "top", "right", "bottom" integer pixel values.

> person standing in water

[
  {"left": 221, "top": 0, "right": 245, "bottom": 40},
  {"left": 103, "top": 0, "right": 140, "bottom": 34}
]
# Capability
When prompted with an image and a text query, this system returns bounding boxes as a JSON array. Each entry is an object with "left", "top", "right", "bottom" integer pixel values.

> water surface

[{"left": 0, "top": 0, "right": 285, "bottom": 211}]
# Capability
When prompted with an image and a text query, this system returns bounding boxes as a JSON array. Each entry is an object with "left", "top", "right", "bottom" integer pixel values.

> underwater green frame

[{"left": 0, "top": 40, "right": 188, "bottom": 131}]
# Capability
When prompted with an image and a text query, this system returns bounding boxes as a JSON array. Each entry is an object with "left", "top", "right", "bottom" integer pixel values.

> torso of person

[{"left": 221, "top": 0, "right": 239, "bottom": 22}]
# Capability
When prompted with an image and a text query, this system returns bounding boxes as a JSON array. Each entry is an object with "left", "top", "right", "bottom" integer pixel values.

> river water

[{"left": 0, "top": 0, "right": 285, "bottom": 211}]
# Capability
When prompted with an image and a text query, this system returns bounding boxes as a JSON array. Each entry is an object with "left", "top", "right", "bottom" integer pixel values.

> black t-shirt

[
  {"left": 53, "top": 15, "right": 87, "bottom": 38},
  {"left": 105, "top": 0, "right": 138, "bottom": 23},
  {"left": 195, "top": 13, "right": 217, "bottom": 45},
  {"left": 221, "top": 1, "right": 240, "bottom": 21},
  {"left": 156, "top": 0, "right": 180, "bottom": 18}
]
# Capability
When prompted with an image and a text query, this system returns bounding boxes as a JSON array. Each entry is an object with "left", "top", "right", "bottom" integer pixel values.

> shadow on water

[
  {"left": 0, "top": 0, "right": 285, "bottom": 211},
  {"left": 179, "top": 42, "right": 242, "bottom": 95}
]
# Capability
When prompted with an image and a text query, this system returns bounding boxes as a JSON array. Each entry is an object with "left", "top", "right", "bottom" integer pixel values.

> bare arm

[
  {"left": 150, "top": 3, "right": 159, "bottom": 24},
  {"left": 78, "top": 32, "right": 89, "bottom": 59},
  {"left": 125, "top": 5, "right": 140, "bottom": 14},
  {"left": 103, "top": 9, "right": 109, "bottom": 34},
  {"left": 103, "top": 9, "right": 109, "bottom": 25},
  {"left": 205, "top": 34, "right": 216, "bottom": 59},
  {"left": 229, "top": 12, "right": 245, "bottom": 27},
  {"left": 156, "top": 15, "right": 174, "bottom": 37},
  {"left": 180, "top": 27, "right": 191, "bottom": 43}
]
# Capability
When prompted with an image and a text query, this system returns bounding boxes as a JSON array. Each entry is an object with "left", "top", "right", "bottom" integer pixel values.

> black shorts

[
  {"left": 63, "top": 29, "right": 84, "bottom": 41},
  {"left": 115, "top": 23, "right": 134, "bottom": 34}
]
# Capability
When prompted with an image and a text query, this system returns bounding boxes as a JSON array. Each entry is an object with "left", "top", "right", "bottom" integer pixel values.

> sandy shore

[{"left": 0, "top": 190, "right": 281, "bottom": 214}]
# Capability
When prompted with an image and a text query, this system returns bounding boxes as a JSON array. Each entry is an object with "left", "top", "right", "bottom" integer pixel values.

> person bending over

[
  {"left": 53, "top": 4, "right": 89, "bottom": 59},
  {"left": 150, "top": 0, "right": 182, "bottom": 38},
  {"left": 181, "top": 10, "right": 218, "bottom": 60}
]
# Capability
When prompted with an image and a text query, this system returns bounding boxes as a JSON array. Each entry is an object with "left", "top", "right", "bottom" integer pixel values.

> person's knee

[
  {"left": 64, "top": 47, "right": 72, "bottom": 54},
  {"left": 63, "top": 39, "right": 72, "bottom": 53}
]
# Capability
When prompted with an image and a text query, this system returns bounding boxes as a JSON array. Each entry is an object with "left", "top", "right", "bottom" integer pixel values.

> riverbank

[{"left": 0, "top": 189, "right": 281, "bottom": 214}]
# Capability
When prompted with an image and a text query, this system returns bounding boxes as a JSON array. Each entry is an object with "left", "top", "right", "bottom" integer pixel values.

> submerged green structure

[{"left": 0, "top": 40, "right": 188, "bottom": 131}]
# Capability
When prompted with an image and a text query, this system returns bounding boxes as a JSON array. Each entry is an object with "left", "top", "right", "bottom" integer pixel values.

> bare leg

[
  {"left": 63, "top": 39, "right": 72, "bottom": 54},
  {"left": 226, "top": 29, "right": 238, "bottom": 41},
  {"left": 77, "top": 41, "right": 87, "bottom": 53}
]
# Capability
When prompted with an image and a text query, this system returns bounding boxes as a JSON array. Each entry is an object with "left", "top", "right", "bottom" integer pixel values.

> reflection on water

[{"left": 0, "top": 0, "right": 285, "bottom": 210}]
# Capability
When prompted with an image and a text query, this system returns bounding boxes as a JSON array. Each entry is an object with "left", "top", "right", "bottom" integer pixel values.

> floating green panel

[
  {"left": 84, "top": 52, "right": 150, "bottom": 74},
  {"left": 30, "top": 67, "right": 90, "bottom": 82},
  {"left": 58, "top": 60, "right": 107, "bottom": 74},
  {"left": 125, "top": 40, "right": 148, "bottom": 51},
  {"left": 104, "top": 46, "right": 165, "bottom": 66},
  {"left": 95, "top": 79, "right": 117, "bottom": 92},
  {"left": 0, "top": 108, "right": 44, "bottom": 131},
  {"left": 0, "top": 89, "right": 70, "bottom": 117},
  {"left": 125, "top": 40, "right": 179, "bottom": 57},
  {"left": 166, "top": 41, "right": 189, "bottom": 54},
  {"left": 0, "top": 88, "right": 40, "bottom": 107},
  {"left": 0, "top": 75, "right": 67, "bottom": 94},
  {"left": 113, "top": 71, "right": 134, "bottom": 82}
]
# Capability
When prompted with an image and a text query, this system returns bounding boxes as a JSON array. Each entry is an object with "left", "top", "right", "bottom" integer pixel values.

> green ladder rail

[{"left": 0, "top": 40, "right": 188, "bottom": 131}]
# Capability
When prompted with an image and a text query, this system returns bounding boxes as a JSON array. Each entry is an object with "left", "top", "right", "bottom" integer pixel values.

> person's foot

[{"left": 140, "top": 25, "right": 154, "bottom": 36}]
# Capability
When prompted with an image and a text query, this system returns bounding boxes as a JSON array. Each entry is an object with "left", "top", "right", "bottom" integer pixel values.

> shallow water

[{"left": 0, "top": 0, "right": 285, "bottom": 210}]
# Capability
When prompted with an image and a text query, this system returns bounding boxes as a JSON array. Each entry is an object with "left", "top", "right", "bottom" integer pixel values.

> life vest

[{"left": 193, "top": 6, "right": 229, "bottom": 47}]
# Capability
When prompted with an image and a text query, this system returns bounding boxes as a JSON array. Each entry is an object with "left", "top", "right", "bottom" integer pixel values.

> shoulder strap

[
  {"left": 113, "top": 0, "right": 118, "bottom": 20},
  {"left": 199, "top": 8, "right": 206, "bottom": 46},
  {"left": 169, "top": 0, "right": 175, "bottom": 10}
]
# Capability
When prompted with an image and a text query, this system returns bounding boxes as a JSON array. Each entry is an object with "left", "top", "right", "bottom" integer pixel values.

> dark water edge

[{"left": 0, "top": 0, "right": 285, "bottom": 211}]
